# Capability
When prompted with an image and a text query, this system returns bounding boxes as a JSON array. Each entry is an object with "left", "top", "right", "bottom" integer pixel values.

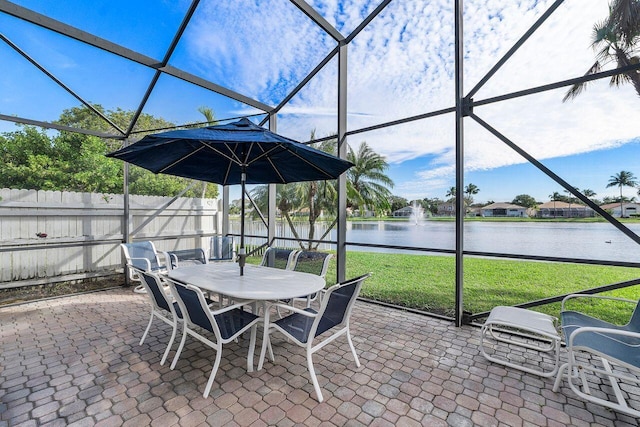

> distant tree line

[
  {"left": 389, "top": 169, "right": 640, "bottom": 217},
  {"left": 0, "top": 105, "right": 219, "bottom": 198}
]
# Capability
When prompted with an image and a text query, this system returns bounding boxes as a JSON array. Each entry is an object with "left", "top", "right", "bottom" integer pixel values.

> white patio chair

[
  {"left": 120, "top": 241, "right": 168, "bottom": 293},
  {"left": 209, "top": 236, "right": 236, "bottom": 262},
  {"left": 165, "top": 247, "right": 234, "bottom": 307},
  {"left": 258, "top": 273, "right": 371, "bottom": 402},
  {"left": 260, "top": 247, "right": 299, "bottom": 270},
  {"left": 164, "top": 248, "right": 207, "bottom": 270},
  {"left": 553, "top": 294, "right": 640, "bottom": 418},
  {"left": 289, "top": 251, "right": 332, "bottom": 307},
  {"left": 135, "top": 268, "right": 182, "bottom": 366},
  {"left": 165, "top": 278, "right": 260, "bottom": 398}
]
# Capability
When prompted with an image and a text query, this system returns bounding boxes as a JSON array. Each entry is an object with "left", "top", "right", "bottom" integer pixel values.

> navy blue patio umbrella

[{"left": 107, "top": 118, "right": 353, "bottom": 275}]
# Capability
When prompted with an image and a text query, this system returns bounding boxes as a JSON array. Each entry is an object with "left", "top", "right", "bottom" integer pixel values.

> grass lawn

[{"left": 249, "top": 250, "right": 640, "bottom": 324}]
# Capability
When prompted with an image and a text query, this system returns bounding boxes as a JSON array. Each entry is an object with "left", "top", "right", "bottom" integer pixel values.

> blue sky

[{"left": 1, "top": 0, "right": 639, "bottom": 204}]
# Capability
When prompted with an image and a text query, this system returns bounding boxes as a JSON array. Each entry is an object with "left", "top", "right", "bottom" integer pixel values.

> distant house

[
  {"left": 599, "top": 202, "right": 640, "bottom": 218},
  {"left": 393, "top": 206, "right": 416, "bottom": 217},
  {"left": 436, "top": 203, "right": 455, "bottom": 216},
  {"left": 467, "top": 206, "right": 482, "bottom": 217},
  {"left": 537, "top": 201, "right": 595, "bottom": 218},
  {"left": 480, "top": 202, "right": 527, "bottom": 217},
  {"left": 351, "top": 208, "right": 375, "bottom": 218}
]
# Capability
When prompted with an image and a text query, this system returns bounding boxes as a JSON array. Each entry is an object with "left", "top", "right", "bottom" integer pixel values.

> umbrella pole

[{"left": 239, "top": 171, "right": 246, "bottom": 275}]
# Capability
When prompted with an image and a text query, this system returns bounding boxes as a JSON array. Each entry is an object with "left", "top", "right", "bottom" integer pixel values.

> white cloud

[
  {"left": 188, "top": 1, "right": 335, "bottom": 102},
  {"left": 186, "top": 0, "right": 638, "bottom": 200}
]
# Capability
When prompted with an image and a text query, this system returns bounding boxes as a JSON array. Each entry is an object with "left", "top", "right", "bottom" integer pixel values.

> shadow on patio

[{"left": 1, "top": 288, "right": 638, "bottom": 426}]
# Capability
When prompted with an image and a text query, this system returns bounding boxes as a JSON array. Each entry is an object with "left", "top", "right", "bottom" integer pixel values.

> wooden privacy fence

[{"left": 0, "top": 189, "right": 221, "bottom": 289}]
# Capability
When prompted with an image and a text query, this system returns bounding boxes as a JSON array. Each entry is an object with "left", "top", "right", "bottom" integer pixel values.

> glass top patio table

[{"left": 166, "top": 263, "right": 325, "bottom": 301}]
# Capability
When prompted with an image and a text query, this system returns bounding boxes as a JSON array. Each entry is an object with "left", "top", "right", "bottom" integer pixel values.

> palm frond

[
  {"left": 608, "top": 0, "right": 640, "bottom": 45},
  {"left": 563, "top": 61, "right": 601, "bottom": 102}
]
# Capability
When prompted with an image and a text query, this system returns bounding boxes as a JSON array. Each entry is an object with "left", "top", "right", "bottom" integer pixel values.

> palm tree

[
  {"left": 564, "top": 0, "right": 640, "bottom": 101},
  {"left": 198, "top": 106, "right": 217, "bottom": 125},
  {"left": 250, "top": 142, "right": 337, "bottom": 250},
  {"left": 607, "top": 170, "right": 638, "bottom": 217},
  {"left": 464, "top": 183, "right": 480, "bottom": 205},
  {"left": 294, "top": 179, "right": 337, "bottom": 248},
  {"left": 251, "top": 183, "right": 307, "bottom": 245},
  {"left": 251, "top": 138, "right": 393, "bottom": 249},
  {"left": 582, "top": 188, "right": 599, "bottom": 207},
  {"left": 346, "top": 142, "right": 394, "bottom": 216}
]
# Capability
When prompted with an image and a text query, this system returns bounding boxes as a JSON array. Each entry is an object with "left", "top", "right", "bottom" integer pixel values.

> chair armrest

[
  {"left": 568, "top": 326, "right": 640, "bottom": 349},
  {"left": 267, "top": 301, "right": 318, "bottom": 317},
  {"left": 210, "top": 299, "right": 258, "bottom": 315},
  {"left": 561, "top": 294, "right": 638, "bottom": 311},
  {"left": 162, "top": 251, "right": 177, "bottom": 270},
  {"left": 157, "top": 251, "right": 170, "bottom": 267},
  {"left": 194, "top": 248, "right": 206, "bottom": 262}
]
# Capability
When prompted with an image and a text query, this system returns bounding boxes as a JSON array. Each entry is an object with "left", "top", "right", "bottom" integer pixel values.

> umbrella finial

[{"left": 236, "top": 118, "right": 252, "bottom": 127}]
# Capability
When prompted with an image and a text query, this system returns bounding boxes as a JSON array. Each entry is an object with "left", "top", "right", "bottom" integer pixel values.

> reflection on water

[
  {"left": 349, "top": 223, "right": 380, "bottom": 230},
  {"left": 342, "top": 221, "right": 640, "bottom": 263}
]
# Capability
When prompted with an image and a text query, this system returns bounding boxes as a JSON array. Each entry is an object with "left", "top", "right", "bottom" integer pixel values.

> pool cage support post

[
  {"left": 268, "top": 113, "right": 277, "bottom": 247},
  {"left": 337, "top": 41, "right": 349, "bottom": 283},
  {"left": 122, "top": 135, "right": 134, "bottom": 287},
  {"left": 454, "top": 0, "right": 465, "bottom": 327}
]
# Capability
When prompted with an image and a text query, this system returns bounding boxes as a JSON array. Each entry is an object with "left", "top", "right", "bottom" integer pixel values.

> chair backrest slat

[
  {"left": 210, "top": 236, "right": 235, "bottom": 261},
  {"left": 314, "top": 273, "right": 370, "bottom": 337},
  {"left": 292, "top": 251, "right": 332, "bottom": 278},
  {"left": 166, "top": 248, "right": 207, "bottom": 269},
  {"left": 629, "top": 300, "right": 640, "bottom": 332},
  {"left": 123, "top": 241, "right": 161, "bottom": 271},
  {"left": 260, "top": 247, "right": 298, "bottom": 269},
  {"left": 139, "top": 270, "right": 172, "bottom": 313},
  {"left": 170, "top": 281, "right": 215, "bottom": 334}
]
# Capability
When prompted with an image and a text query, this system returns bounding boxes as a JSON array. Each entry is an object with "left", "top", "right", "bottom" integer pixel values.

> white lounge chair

[{"left": 553, "top": 294, "right": 640, "bottom": 418}]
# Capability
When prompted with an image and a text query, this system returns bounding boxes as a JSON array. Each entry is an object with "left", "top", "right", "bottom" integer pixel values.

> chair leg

[
  {"left": 258, "top": 308, "right": 271, "bottom": 371},
  {"left": 247, "top": 325, "right": 257, "bottom": 373},
  {"left": 170, "top": 324, "right": 188, "bottom": 370},
  {"left": 553, "top": 362, "right": 569, "bottom": 391},
  {"left": 346, "top": 329, "right": 361, "bottom": 367},
  {"left": 267, "top": 337, "right": 274, "bottom": 362},
  {"left": 139, "top": 309, "right": 154, "bottom": 346},
  {"left": 203, "top": 343, "right": 223, "bottom": 398},
  {"left": 160, "top": 320, "right": 178, "bottom": 366},
  {"left": 306, "top": 348, "right": 324, "bottom": 402}
]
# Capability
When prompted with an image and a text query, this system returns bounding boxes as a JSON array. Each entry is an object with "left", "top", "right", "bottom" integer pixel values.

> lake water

[{"left": 341, "top": 221, "right": 640, "bottom": 264}]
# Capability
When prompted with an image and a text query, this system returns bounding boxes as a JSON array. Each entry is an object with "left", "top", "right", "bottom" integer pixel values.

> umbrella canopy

[
  {"left": 107, "top": 118, "right": 352, "bottom": 185},
  {"left": 107, "top": 118, "right": 353, "bottom": 275}
]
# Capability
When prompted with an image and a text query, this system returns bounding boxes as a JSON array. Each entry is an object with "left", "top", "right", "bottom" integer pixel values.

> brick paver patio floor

[{"left": 1, "top": 287, "right": 638, "bottom": 426}]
